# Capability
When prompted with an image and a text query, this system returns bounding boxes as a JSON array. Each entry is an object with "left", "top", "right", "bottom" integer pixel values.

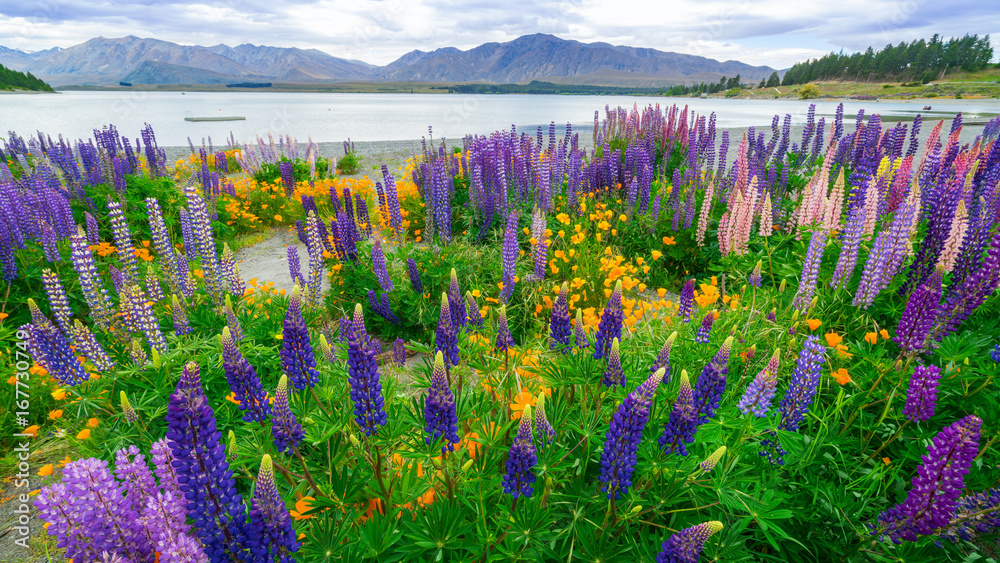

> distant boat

[{"left": 184, "top": 116, "right": 246, "bottom": 122}]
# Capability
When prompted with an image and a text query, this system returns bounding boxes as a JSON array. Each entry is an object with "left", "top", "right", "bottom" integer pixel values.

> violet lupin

[
  {"left": 372, "top": 238, "right": 394, "bottom": 292},
  {"left": 424, "top": 351, "right": 460, "bottom": 454},
  {"left": 435, "top": 292, "right": 460, "bottom": 368},
  {"left": 894, "top": 266, "right": 943, "bottom": 355},
  {"left": 656, "top": 521, "right": 724, "bottom": 563},
  {"left": 875, "top": 415, "right": 982, "bottom": 544},
  {"left": 748, "top": 260, "right": 762, "bottom": 287},
  {"left": 171, "top": 295, "right": 192, "bottom": 336},
  {"left": 69, "top": 225, "right": 114, "bottom": 326},
  {"left": 120, "top": 391, "right": 138, "bottom": 424},
  {"left": 535, "top": 393, "right": 555, "bottom": 445},
  {"left": 500, "top": 210, "right": 519, "bottom": 303},
  {"left": 592, "top": 280, "right": 623, "bottom": 360},
  {"left": 286, "top": 246, "right": 305, "bottom": 287},
  {"left": 41, "top": 268, "right": 73, "bottom": 336},
  {"left": 678, "top": 279, "right": 696, "bottom": 322},
  {"left": 602, "top": 338, "right": 625, "bottom": 388},
  {"left": 271, "top": 375, "right": 304, "bottom": 455},
  {"left": 502, "top": 404, "right": 536, "bottom": 499},
  {"left": 692, "top": 336, "right": 734, "bottom": 424},
  {"left": 71, "top": 319, "right": 114, "bottom": 372},
  {"left": 902, "top": 364, "right": 942, "bottom": 422},
  {"left": 165, "top": 362, "right": 253, "bottom": 561},
  {"left": 347, "top": 304, "right": 387, "bottom": 436},
  {"left": 220, "top": 327, "right": 270, "bottom": 423},
  {"left": 792, "top": 229, "right": 827, "bottom": 313},
  {"left": 447, "top": 268, "right": 467, "bottom": 329},
  {"left": 737, "top": 349, "right": 781, "bottom": 418},
  {"left": 694, "top": 311, "right": 715, "bottom": 344},
  {"left": 183, "top": 185, "right": 224, "bottom": 303},
  {"left": 651, "top": 332, "right": 678, "bottom": 378},
  {"left": 26, "top": 309, "right": 88, "bottom": 386},
  {"left": 465, "top": 291, "right": 483, "bottom": 332},
  {"left": 599, "top": 367, "right": 665, "bottom": 499},
  {"left": 549, "top": 282, "right": 571, "bottom": 353},
  {"left": 776, "top": 335, "right": 825, "bottom": 432},
  {"left": 392, "top": 337, "right": 407, "bottom": 366},
  {"left": 407, "top": 257, "right": 423, "bottom": 293},
  {"left": 573, "top": 308, "right": 589, "bottom": 349},
  {"left": 145, "top": 265, "right": 165, "bottom": 303},
  {"left": 249, "top": 455, "right": 300, "bottom": 561},
  {"left": 224, "top": 294, "right": 243, "bottom": 342},
  {"left": 124, "top": 285, "right": 167, "bottom": 354},
  {"left": 107, "top": 197, "right": 139, "bottom": 284},
  {"left": 658, "top": 370, "right": 697, "bottom": 456},
  {"left": 496, "top": 305, "right": 516, "bottom": 354},
  {"left": 280, "top": 285, "right": 320, "bottom": 390},
  {"left": 305, "top": 211, "right": 324, "bottom": 307}
]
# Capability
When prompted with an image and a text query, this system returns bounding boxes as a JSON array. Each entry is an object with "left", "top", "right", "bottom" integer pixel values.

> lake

[{"left": 1, "top": 91, "right": 998, "bottom": 146}]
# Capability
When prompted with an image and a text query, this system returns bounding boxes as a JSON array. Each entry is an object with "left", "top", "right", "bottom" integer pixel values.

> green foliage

[
  {"left": 0, "top": 63, "right": 53, "bottom": 92},
  {"left": 799, "top": 84, "right": 821, "bottom": 99},
  {"left": 337, "top": 151, "right": 362, "bottom": 175}
]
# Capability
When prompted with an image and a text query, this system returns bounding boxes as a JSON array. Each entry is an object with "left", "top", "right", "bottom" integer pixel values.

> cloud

[{"left": 0, "top": 0, "right": 995, "bottom": 68}]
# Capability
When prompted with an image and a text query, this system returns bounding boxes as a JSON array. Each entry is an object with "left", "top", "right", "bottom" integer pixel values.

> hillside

[{"left": 0, "top": 63, "right": 53, "bottom": 91}]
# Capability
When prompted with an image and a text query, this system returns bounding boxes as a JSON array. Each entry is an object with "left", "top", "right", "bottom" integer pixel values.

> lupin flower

[
  {"left": 281, "top": 286, "right": 319, "bottom": 390},
  {"left": 502, "top": 404, "right": 537, "bottom": 499},
  {"left": 123, "top": 285, "right": 167, "bottom": 353},
  {"left": 737, "top": 349, "right": 780, "bottom": 417},
  {"left": 407, "top": 257, "right": 423, "bottom": 293},
  {"left": 535, "top": 393, "right": 555, "bottom": 445},
  {"left": 318, "top": 334, "right": 336, "bottom": 364},
  {"left": 41, "top": 268, "right": 73, "bottom": 336},
  {"left": 500, "top": 211, "right": 519, "bottom": 303},
  {"left": 220, "top": 327, "right": 270, "bottom": 423},
  {"left": 28, "top": 312, "right": 88, "bottom": 386},
  {"left": 593, "top": 280, "right": 623, "bottom": 360},
  {"left": 549, "top": 282, "right": 571, "bottom": 353},
  {"left": 448, "top": 268, "right": 467, "bottom": 329},
  {"left": 792, "top": 230, "right": 827, "bottom": 312},
  {"left": 573, "top": 308, "right": 590, "bottom": 349},
  {"left": 894, "top": 266, "right": 943, "bottom": 355},
  {"left": 465, "top": 291, "right": 483, "bottom": 332},
  {"left": 106, "top": 197, "right": 139, "bottom": 284},
  {"left": 171, "top": 295, "right": 192, "bottom": 336},
  {"left": 692, "top": 337, "right": 734, "bottom": 424},
  {"left": 902, "top": 364, "right": 942, "bottom": 422},
  {"left": 678, "top": 279, "right": 696, "bottom": 322},
  {"left": 875, "top": 415, "right": 982, "bottom": 544},
  {"left": 69, "top": 226, "right": 114, "bottom": 326},
  {"left": 599, "top": 368, "right": 665, "bottom": 499},
  {"left": 651, "top": 332, "right": 678, "bottom": 379},
  {"left": 700, "top": 446, "right": 727, "bottom": 473},
  {"left": 129, "top": 339, "right": 148, "bottom": 365},
  {"left": 145, "top": 265, "right": 165, "bottom": 303},
  {"left": 120, "top": 391, "right": 138, "bottom": 423},
  {"left": 249, "top": 455, "right": 300, "bottom": 561},
  {"left": 940, "top": 486, "right": 1000, "bottom": 543},
  {"left": 271, "top": 375, "right": 305, "bottom": 455},
  {"left": 694, "top": 311, "right": 715, "bottom": 344},
  {"left": 424, "top": 351, "right": 460, "bottom": 454},
  {"left": 435, "top": 293, "right": 460, "bottom": 367},
  {"left": 748, "top": 260, "right": 762, "bottom": 287},
  {"left": 602, "top": 338, "right": 625, "bottom": 388},
  {"left": 659, "top": 370, "right": 697, "bottom": 455},
  {"left": 224, "top": 294, "right": 243, "bottom": 342},
  {"left": 347, "top": 304, "right": 387, "bottom": 436},
  {"left": 656, "top": 521, "right": 724, "bottom": 563},
  {"left": 776, "top": 335, "right": 825, "bottom": 432},
  {"left": 992, "top": 344, "right": 1000, "bottom": 362},
  {"left": 496, "top": 305, "right": 516, "bottom": 353},
  {"left": 372, "top": 238, "right": 394, "bottom": 292},
  {"left": 165, "top": 362, "right": 253, "bottom": 561},
  {"left": 286, "top": 246, "right": 305, "bottom": 287},
  {"left": 392, "top": 337, "right": 407, "bottom": 366}
]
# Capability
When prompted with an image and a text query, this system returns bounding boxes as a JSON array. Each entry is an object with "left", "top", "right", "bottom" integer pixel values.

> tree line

[
  {"left": 782, "top": 33, "right": 994, "bottom": 85},
  {"left": 0, "top": 63, "right": 53, "bottom": 92}
]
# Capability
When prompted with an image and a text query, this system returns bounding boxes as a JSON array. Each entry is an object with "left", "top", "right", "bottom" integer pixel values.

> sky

[{"left": 1, "top": 0, "right": 998, "bottom": 69}]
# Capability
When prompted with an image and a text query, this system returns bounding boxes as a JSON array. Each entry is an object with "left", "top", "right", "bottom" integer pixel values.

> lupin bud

[
  {"left": 228, "top": 430, "right": 238, "bottom": 458},
  {"left": 791, "top": 310, "right": 799, "bottom": 324},
  {"left": 809, "top": 296, "right": 818, "bottom": 310},
  {"left": 699, "top": 446, "right": 727, "bottom": 473},
  {"left": 462, "top": 459, "right": 474, "bottom": 472},
  {"left": 630, "top": 505, "right": 643, "bottom": 515},
  {"left": 151, "top": 348, "right": 162, "bottom": 368},
  {"left": 318, "top": 334, "right": 335, "bottom": 363},
  {"left": 778, "top": 279, "right": 787, "bottom": 293},
  {"left": 120, "top": 391, "right": 138, "bottom": 423},
  {"left": 349, "top": 433, "right": 360, "bottom": 447}
]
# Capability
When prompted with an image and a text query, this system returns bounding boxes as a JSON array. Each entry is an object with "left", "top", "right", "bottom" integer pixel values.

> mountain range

[{"left": 0, "top": 34, "right": 776, "bottom": 87}]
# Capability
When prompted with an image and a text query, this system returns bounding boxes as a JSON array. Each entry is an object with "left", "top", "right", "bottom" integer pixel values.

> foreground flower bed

[{"left": 1, "top": 105, "right": 999, "bottom": 562}]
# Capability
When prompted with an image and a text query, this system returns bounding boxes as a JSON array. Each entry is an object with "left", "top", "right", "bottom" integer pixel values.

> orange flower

[
  {"left": 662, "top": 236, "right": 676, "bottom": 245},
  {"left": 290, "top": 497, "right": 315, "bottom": 520},
  {"left": 510, "top": 388, "right": 537, "bottom": 420},
  {"left": 6, "top": 375, "right": 16, "bottom": 385},
  {"left": 22, "top": 425, "right": 39, "bottom": 437},
  {"left": 806, "top": 319, "right": 821, "bottom": 331},
  {"left": 48, "top": 409, "right": 63, "bottom": 420},
  {"left": 880, "top": 329, "right": 890, "bottom": 340},
  {"left": 864, "top": 332, "right": 878, "bottom": 345},
  {"left": 38, "top": 464, "right": 53, "bottom": 477},
  {"left": 51, "top": 388, "right": 66, "bottom": 400},
  {"left": 87, "top": 418, "right": 99, "bottom": 429},
  {"left": 824, "top": 333, "right": 843, "bottom": 348},
  {"left": 657, "top": 288, "right": 667, "bottom": 298},
  {"left": 832, "top": 368, "right": 851, "bottom": 385},
  {"left": 650, "top": 250, "right": 663, "bottom": 260},
  {"left": 76, "top": 429, "right": 91, "bottom": 440}
]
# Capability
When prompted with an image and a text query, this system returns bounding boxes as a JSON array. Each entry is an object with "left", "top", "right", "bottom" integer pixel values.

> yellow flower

[{"left": 51, "top": 388, "right": 66, "bottom": 401}]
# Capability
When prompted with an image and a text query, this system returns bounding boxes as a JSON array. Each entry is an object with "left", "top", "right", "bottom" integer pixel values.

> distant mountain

[
  {"left": 121, "top": 60, "right": 271, "bottom": 85},
  {"left": 378, "top": 34, "right": 775, "bottom": 85},
  {"left": 1, "top": 34, "right": 776, "bottom": 87}
]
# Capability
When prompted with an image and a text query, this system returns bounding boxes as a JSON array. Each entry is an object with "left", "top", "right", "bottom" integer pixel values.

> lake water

[{"left": 1, "top": 91, "right": 998, "bottom": 146}]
